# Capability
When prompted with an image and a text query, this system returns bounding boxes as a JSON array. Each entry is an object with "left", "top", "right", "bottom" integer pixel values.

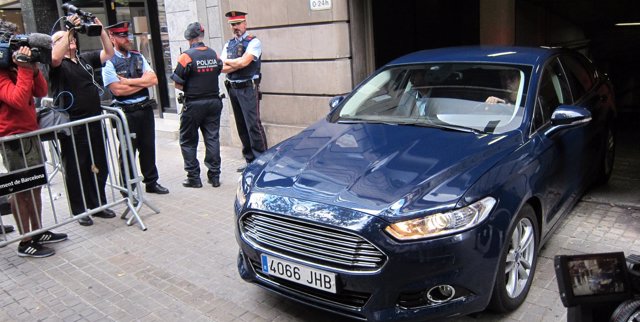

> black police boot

[
  {"left": 146, "top": 182, "right": 170, "bottom": 194},
  {"left": 93, "top": 208, "right": 116, "bottom": 218},
  {"left": 207, "top": 177, "right": 220, "bottom": 188},
  {"left": 1, "top": 224, "right": 14, "bottom": 234},
  {"left": 182, "top": 178, "right": 203, "bottom": 188}
]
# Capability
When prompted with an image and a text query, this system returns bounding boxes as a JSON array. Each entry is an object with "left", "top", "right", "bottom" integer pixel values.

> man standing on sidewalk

[
  {"left": 171, "top": 22, "right": 223, "bottom": 188},
  {"left": 102, "top": 21, "right": 169, "bottom": 195},
  {"left": 221, "top": 11, "right": 268, "bottom": 172},
  {"left": 51, "top": 14, "right": 116, "bottom": 226}
]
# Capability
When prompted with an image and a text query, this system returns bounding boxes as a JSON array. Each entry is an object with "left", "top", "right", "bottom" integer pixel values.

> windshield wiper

[
  {"left": 396, "top": 121, "right": 487, "bottom": 134},
  {"left": 338, "top": 117, "right": 401, "bottom": 126}
]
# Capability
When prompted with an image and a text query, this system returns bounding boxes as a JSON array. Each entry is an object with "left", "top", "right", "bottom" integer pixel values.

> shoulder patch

[
  {"left": 246, "top": 34, "right": 256, "bottom": 40},
  {"left": 177, "top": 53, "right": 192, "bottom": 67}
]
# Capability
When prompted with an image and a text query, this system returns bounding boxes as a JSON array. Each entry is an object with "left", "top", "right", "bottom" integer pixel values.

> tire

[
  {"left": 595, "top": 125, "right": 616, "bottom": 186},
  {"left": 488, "top": 204, "right": 539, "bottom": 312},
  {"left": 609, "top": 299, "right": 640, "bottom": 322}
]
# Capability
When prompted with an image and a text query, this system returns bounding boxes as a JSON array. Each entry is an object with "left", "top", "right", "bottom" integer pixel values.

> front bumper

[{"left": 234, "top": 194, "right": 506, "bottom": 322}]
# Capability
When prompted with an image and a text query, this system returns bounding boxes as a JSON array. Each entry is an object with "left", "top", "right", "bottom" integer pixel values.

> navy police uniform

[
  {"left": 171, "top": 22, "right": 223, "bottom": 187},
  {"left": 102, "top": 21, "right": 168, "bottom": 194},
  {"left": 222, "top": 11, "right": 268, "bottom": 170}
]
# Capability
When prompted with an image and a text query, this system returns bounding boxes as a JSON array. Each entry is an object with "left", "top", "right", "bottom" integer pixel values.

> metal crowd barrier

[{"left": 0, "top": 104, "right": 159, "bottom": 247}]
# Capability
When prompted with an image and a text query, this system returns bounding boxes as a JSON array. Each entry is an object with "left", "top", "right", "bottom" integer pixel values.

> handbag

[
  {"left": 37, "top": 89, "right": 74, "bottom": 141},
  {"left": 37, "top": 106, "right": 71, "bottom": 141}
]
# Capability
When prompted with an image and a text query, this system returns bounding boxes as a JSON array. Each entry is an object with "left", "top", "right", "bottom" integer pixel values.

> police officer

[
  {"left": 171, "top": 22, "right": 223, "bottom": 188},
  {"left": 102, "top": 21, "right": 169, "bottom": 195},
  {"left": 221, "top": 11, "right": 268, "bottom": 172}
]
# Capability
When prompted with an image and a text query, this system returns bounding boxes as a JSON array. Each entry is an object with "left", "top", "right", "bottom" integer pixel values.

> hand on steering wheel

[
  {"left": 473, "top": 101, "right": 512, "bottom": 114},
  {"left": 485, "top": 96, "right": 506, "bottom": 104}
]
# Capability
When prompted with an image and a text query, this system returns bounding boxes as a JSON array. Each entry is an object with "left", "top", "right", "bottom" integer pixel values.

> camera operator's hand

[
  {"left": 93, "top": 16, "right": 104, "bottom": 26},
  {"left": 12, "top": 46, "right": 33, "bottom": 68},
  {"left": 67, "top": 14, "right": 82, "bottom": 29}
]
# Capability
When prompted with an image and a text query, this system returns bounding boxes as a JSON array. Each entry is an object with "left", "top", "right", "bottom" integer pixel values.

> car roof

[{"left": 387, "top": 46, "right": 563, "bottom": 66}]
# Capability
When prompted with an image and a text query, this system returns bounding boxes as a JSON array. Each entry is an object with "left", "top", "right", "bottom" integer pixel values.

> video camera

[
  {"left": 555, "top": 252, "right": 640, "bottom": 322},
  {"left": 0, "top": 21, "right": 52, "bottom": 69},
  {"left": 62, "top": 3, "right": 102, "bottom": 37}
]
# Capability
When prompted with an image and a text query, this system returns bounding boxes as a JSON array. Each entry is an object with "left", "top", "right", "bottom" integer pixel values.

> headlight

[
  {"left": 385, "top": 197, "right": 496, "bottom": 240},
  {"left": 235, "top": 176, "right": 247, "bottom": 206}
]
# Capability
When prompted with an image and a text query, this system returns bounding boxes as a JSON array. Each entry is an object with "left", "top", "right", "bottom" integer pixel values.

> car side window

[
  {"left": 532, "top": 59, "right": 572, "bottom": 132},
  {"left": 560, "top": 55, "right": 595, "bottom": 102}
]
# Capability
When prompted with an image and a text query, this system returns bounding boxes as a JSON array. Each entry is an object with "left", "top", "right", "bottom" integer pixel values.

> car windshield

[{"left": 334, "top": 63, "right": 533, "bottom": 134}]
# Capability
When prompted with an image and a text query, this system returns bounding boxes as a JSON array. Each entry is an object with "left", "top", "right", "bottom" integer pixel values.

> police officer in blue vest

[
  {"left": 102, "top": 21, "right": 169, "bottom": 195},
  {"left": 171, "top": 22, "right": 223, "bottom": 188},
  {"left": 221, "top": 11, "right": 268, "bottom": 172}
]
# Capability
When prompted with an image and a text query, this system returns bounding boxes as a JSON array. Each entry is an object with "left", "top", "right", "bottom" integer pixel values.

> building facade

[
  {"left": 165, "top": 0, "right": 586, "bottom": 148},
  {"left": 10, "top": 0, "right": 590, "bottom": 149}
]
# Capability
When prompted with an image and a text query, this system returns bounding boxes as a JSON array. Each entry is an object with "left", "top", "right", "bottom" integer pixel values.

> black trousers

[
  {"left": 119, "top": 103, "right": 159, "bottom": 186},
  {"left": 226, "top": 84, "right": 268, "bottom": 162},
  {"left": 59, "top": 122, "right": 108, "bottom": 215},
  {"left": 179, "top": 98, "right": 223, "bottom": 180}
]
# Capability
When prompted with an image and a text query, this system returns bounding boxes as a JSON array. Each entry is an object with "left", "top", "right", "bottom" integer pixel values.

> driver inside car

[
  {"left": 396, "top": 69, "right": 432, "bottom": 116},
  {"left": 485, "top": 70, "right": 520, "bottom": 104}
]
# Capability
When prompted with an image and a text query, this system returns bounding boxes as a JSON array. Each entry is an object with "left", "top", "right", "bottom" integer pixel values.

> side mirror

[
  {"left": 329, "top": 95, "right": 345, "bottom": 111},
  {"left": 545, "top": 105, "right": 592, "bottom": 136}
]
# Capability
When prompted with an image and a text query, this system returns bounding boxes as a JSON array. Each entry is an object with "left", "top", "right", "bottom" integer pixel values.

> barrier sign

[{"left": 0, "top": 166, "right": 47, "bottom": 196}]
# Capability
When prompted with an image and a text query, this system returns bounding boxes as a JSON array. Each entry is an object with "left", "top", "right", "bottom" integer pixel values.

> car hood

[{"left": 250, "top": 120, "right": 523, "bottom": 220}]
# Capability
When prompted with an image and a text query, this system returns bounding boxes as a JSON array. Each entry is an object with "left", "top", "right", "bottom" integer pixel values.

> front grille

[
  {"left": 250, "top": 258, "right": 371, "bottom": 311},
  {"left": 241, "top": 212, "right": 386, "bottom": 272}
]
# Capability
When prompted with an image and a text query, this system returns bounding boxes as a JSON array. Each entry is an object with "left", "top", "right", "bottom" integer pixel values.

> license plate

[{"left": 261, "top": 254, "right": 337, "bottom": 294}]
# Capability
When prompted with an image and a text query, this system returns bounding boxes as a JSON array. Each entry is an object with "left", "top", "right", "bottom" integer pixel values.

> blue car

[{"left": 234, "top": 46, "right": 616, "bottom": 321}]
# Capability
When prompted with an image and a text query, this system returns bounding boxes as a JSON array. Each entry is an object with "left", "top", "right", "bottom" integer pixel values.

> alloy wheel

[{"left": 504, "top": 217, "right": 535, "bottom": 298}]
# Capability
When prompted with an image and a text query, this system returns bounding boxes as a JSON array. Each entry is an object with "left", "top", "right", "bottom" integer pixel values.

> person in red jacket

[{"left": 0, "top": 45, "right": 68, "bottom": 257}]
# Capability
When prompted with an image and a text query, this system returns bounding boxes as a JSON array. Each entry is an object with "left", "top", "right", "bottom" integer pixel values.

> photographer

[
  {"left": 0, "top": 41, "right": 68, "bottom": 257},
  {"left": 50, "top": 14, "right": 115, "bottom": 226}
]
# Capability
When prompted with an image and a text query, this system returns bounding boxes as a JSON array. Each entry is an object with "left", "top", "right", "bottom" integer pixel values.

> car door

[
  {"left": 559, "top": 54, "right": 610, "bottom": 178},
  {"left": 529, "top": 57, "right": 586, "bottom": 232}
]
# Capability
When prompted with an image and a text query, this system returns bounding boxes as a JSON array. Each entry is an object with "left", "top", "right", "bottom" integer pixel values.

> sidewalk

[{"left": 0, "top": 131, "right": 639, "bottom": 321}]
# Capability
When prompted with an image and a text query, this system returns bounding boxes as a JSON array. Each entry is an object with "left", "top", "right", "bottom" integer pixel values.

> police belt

[
  {"left": 225, "top": 79, "right": 257, "bottom": 89},
  {"left": 115, "top": 99, "right": 154, "bottom": 113},
  {"left": 184, "top": 94, "right": 220, "bottom": 103}
]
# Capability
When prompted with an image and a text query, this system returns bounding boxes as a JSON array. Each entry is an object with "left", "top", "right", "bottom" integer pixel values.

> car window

[
  {"left": 335, "top": 63, "right": 532, "bottom": 134},
  {"left": 532, "top": 59, "right": 572, "bottom": 132},
  {"left": 560, "top": 55, "right": 596, "bottom": 101}
]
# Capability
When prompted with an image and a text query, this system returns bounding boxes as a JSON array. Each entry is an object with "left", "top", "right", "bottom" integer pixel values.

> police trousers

[
  {"left": 119, "top": 100, "right": 159, "bottom": 186},
  {"left": 179, "top": 97, "right": 223, "bottom": 180},
  {"left": 226, "top": 83, "right": 267, "bottom": 163}
]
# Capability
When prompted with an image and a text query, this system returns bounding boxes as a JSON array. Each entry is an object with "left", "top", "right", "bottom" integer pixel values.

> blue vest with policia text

[
  {"left": 109, "top": 51, "right": 149, "bottom": 102},
  {"left": 226, "top": 34, "right": 261, "bottom": 81},
  {"left": 182, "top": 44, "right": 222, "bottom": 99}
]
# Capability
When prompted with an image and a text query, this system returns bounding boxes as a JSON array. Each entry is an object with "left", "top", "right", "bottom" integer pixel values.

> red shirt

[{"left": 0, "top": 67, "right": 48, "bottom": 136}]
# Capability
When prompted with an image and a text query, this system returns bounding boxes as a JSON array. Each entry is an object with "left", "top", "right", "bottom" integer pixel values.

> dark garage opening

[
  {"left": 520, "top": 0, "right": 640, "bottom": 131},
  {"left": 370, "top": 0, "right": 480, "bottom": 68},
  {"left": 370, "top": 0, "right": 640, "bottom": 132}
]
